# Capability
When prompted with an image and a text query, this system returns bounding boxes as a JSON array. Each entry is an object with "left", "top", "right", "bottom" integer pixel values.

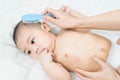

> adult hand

[
  {"left": 74, "top": 56, "right": 120, "bottom": 80},
  {"left": 42, "top": 7, "right": 87, "bottom": 29},
  {"left": 59, "top": 6, "right": 90, "bottom": 32},
  {"left": 59, "top": 5, "right": 86, "bottom": 19}
]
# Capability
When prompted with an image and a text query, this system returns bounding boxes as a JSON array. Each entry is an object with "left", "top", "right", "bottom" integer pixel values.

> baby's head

[{"left": 13, "top": 21, "right": 56, "bottom": 59}]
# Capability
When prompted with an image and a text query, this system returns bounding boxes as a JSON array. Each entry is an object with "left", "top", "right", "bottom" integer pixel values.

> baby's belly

[
  {"left": 56, "top": 52, "right": 104, "bottom": 72},
  {"left": 55, "top": 31, "right": 111, "bottom": 72}
]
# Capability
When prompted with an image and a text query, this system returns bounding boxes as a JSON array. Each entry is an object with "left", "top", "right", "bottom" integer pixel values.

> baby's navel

[
  {"left": 64, "top": 54, "right": 68, "bottom": 58},
  {"left": 101, "top": 48, "right": 106, "bottom": 52}
]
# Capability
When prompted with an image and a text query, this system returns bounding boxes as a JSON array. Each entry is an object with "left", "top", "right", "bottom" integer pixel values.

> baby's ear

[{"left": 41, "top": 22, "right": 51, "bottom": 32}]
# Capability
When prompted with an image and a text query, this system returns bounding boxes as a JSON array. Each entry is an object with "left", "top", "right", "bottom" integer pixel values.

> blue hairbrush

[{"left": 22, "top": 13, "right": 55, "bottom": 23}]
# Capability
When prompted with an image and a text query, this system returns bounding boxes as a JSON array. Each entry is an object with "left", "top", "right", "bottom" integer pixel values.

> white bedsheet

[{"left": 0, "top": 0, "right": 120, "bottom": 80}]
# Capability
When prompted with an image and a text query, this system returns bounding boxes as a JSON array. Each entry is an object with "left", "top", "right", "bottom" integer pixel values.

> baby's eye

[
  {"left": 31, "top": 39, "right": 35, "bottom": 44},
  {"left": 27, "top": 50, "right": 31, "bottom": 55}
]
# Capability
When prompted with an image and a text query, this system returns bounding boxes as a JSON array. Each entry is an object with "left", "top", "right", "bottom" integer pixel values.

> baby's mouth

[{"left": 38, "top": 48, "right": 48, "bottom": 55}]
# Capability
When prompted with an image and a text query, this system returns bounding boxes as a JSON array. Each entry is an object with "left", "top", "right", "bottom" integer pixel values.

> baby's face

[{"left": 16, "top": 24, "right": 55, "bottom": 60}]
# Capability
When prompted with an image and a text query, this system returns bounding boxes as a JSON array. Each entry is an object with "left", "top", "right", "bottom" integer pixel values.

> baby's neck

[{"left": 51, "top": 35, "right": 57, "bottom": 53}]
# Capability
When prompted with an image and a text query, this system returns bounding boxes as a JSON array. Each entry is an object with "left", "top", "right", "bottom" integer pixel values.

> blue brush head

[
  {"left": 22, "top": 13, "right": 55, "bottom": 23},
  {"left": 22, "top": 14, "right": 43, "bottom": 23}
]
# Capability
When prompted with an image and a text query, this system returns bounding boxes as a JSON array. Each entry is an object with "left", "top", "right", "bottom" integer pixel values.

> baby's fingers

[{"left": 42, "top": 48, "right": 48, "bottom": 54}]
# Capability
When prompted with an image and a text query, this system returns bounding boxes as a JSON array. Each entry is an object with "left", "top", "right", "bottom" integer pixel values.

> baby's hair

[
  {"left": 13, "top": 21, "right": 22, "bottom": 45},
  {"left": 13, "top": 21, "right": 41, "bottom": 45}
]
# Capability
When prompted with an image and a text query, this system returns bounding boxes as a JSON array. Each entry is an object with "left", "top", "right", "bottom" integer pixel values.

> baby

[{"left": 13, "top": 21, "right": 111, "bottom": 80}]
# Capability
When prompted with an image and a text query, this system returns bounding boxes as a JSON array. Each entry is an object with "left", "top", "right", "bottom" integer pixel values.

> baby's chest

[
  {"left": 55, "top": 35, "right": 101, "bottom": 59},
  {"left": 54, "top": 42, "right": 95, "bottom": 71},
  {"left": 54, "top": 48, "right": 81, "bottom": 71},
  {"left": 54, "top": 36, "right": 105, "bottom": 71}
]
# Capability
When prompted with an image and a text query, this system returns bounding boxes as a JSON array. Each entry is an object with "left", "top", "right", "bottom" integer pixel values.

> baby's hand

[{"left": 38, "top": 49, "right": 53, "bottom": 66}]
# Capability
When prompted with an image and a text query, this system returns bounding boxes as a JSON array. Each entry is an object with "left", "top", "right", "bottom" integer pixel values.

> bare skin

[
  {"left": 16, "top": 21, "right": 111, "bottom": 80},
  {"left": 38, "top": 6, "right": 120, "bottom": 80},
  {"left": 43, "top": 6, "right": 120, "bottom": 45},
  {"left": 54, "top": 29, "right": 111, "bottom": 72},
  {"left": 75, "top": 56, "right": 120, "bottom": 80}
]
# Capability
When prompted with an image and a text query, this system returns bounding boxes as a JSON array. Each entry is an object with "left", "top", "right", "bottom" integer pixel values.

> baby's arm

[
  {"left": 42, "top": 62, "right": 71, "bottom": 80},
  {"left": 38, "top": 50, "right": 71, "bottom": 80}
]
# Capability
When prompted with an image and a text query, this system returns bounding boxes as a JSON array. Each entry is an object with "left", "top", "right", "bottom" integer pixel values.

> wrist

[{"left": 75, "top": 17, "right": 93, "bottom": 29}]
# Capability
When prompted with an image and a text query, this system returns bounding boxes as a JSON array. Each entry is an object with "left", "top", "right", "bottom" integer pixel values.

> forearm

[
  {"left": 41, "top": 62, "right": 71, "bottom": 80},
  {"left": 80, "top": 9, "right": 120, "bottom": 30}
]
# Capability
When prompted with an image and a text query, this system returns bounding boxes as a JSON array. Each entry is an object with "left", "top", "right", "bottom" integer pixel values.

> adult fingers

[
  {"left": 92, "top": 56, "right": 107, "bottom": 68},
  {"left": 41, "top": 8, "right": 54, "bottom": 14},
  {"left": 59, "top": 5, "right": 66, "bottom": 12},
  {"left": 42, "top": 8, "right": 59, "bottom": 17},
  {"left": 75, "top": 69, "right": 94, "bottom": 78},
  {"left": 75, "top": 71, "right": 92, "bottom": 80},
  {"left": 43, "top": 15, "right": 58, "bottom": 25},
  {"left": 59, "top": 5, "right": 72, "bottom": 15}
]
